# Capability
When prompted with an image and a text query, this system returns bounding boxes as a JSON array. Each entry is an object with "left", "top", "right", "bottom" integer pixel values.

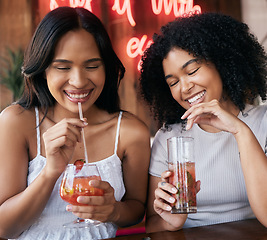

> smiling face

[
  {"left": 45, "top": 29, "right": 105, "bottom": 116},
  {"left": 163, "top": 48, "right": 225, "bottom": 110}
]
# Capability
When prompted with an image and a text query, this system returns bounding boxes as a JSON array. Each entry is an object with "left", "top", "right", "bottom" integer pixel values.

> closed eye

[
  {"left": 85, "top": 66, "right": 100, "bottom": 70},
  {"left": 168, "top": 79, "right": 179, "bottom": 87},
  {"left": 188, "top": 67, "right": 200, "bottom": 76},
  {"left": 85, "top": 61, "right": 103, "bottom": 71},
  {"left": 54, "top": 66, "right": 70, "bottom": 71}
]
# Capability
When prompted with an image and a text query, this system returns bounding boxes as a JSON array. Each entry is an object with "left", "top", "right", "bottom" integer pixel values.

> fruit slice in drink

[{"left": 168, "top": 161, "right": 197, "bottom": 213}]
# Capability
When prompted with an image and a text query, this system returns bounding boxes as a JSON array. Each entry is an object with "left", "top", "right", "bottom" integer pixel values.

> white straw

[{"left": 78, "top": 102, "right": 89, "bottom": 163}]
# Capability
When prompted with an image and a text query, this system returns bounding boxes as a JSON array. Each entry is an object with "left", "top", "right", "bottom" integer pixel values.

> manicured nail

[
  {"left": 66, "top": 205, "right": 72, "bottom": 211},
  {"left": 89, "top": 180, "right": 94, "bottom": 186},
  {"left": 166, "top": 205, "right": 172, "bottom": 211},
  {"left": 77, "top": 196, "right": 83, "bottom": 203},
  {"left": 171, "top": 187, "right": 177, "bottom": 194},
  {"left": 169, "top": 197, "right": 175, "bottom": 203}
]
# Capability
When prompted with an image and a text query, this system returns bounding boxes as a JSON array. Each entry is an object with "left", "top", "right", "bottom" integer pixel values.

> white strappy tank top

[{"left": 16, "top": 108, "right": 126, "bottom": 240}]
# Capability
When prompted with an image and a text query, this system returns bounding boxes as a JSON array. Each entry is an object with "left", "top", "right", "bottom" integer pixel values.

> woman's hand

[
  {"left": 66, "top": 179, "right": 117, "bottom": 222},
  {"left": 181, "top": 99, "right": 242, "bottom": 134},
  {"left": 153, "top": 171, "right": 200, "bottom": 230},
  {"left": 43, "top": 118, "right": 87, "bottom": 178}
]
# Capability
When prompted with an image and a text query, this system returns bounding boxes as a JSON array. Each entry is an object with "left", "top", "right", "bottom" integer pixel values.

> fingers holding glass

[{"left": 60, "top": 163, "right": 104, "bottom": 228}]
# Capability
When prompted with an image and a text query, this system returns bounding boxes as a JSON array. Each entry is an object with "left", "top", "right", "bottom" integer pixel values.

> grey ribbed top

[{"left": 149, "top": 104, "right": 267, "bottom": 228}]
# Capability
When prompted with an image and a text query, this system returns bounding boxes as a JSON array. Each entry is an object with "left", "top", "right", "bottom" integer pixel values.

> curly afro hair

[{"left": 139, "top": 12, "right": 267, "bottom": 126}]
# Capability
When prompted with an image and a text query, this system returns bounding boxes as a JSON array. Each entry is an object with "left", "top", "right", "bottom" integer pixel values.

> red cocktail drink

[
  {"left": 60, "top": 175, "right": 104, "bottom": 206},
  {"left": 167, "top": 136, "right": 197, "bottom": 214},
  {"left": 168, "top": 161, "right": 197, "bottom": 213},
  {"left": 60, "top": 163, "right": 104, "bottom": 227}
]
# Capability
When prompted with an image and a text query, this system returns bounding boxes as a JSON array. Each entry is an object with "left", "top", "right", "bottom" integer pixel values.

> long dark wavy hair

[
  {"left": 19, "top": 6, "right": 125, "bottom": 119},
  {"left": 139, "top": 12, "right": 267, "bottom": 126}
]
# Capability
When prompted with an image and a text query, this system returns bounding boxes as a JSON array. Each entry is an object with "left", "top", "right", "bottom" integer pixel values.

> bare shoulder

[
  {"left": 120, "top": 112, "right": 150, "bottom": 147},
  {"left": 0, "top": 104, "right": 35, "bottom": 133},
  {"left": 120, "top": 111, "right": 150, "bottom": 138}
]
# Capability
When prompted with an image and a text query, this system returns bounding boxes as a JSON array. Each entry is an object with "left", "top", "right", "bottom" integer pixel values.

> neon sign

[
  {"left": 126, "top": 35, "right": 153, "bottom": 58},
  {"left": 112, "top": 0, "right": 136, "bottom": 27},
  {"left": 50, "top": 0, "right": 92, "bottom": 11},
  {"left": 50, "top": 0, "right": 58, "bottom": 10},
  {"left": 49, "top": 0, "right": 201, "bottom": 26},
  {"left": 126, "top": 35, "right": 153, "bottom": 70},
  {"left": 151, "top": 0, "right": 201, "bottom": 16},
  {"left": 48, "top": 0, "right": 201, "bottom": 70}
]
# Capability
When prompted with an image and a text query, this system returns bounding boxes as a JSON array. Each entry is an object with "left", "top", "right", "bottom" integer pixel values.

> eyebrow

[
  {"left": 164, "top": 58, "right": 199, "bottom": 81},
  {"left": 182, "top": 58, "right": 199, "bottom": 69},
  {"left": 52, "top": 58, "right": 103, "bottom": 64}
]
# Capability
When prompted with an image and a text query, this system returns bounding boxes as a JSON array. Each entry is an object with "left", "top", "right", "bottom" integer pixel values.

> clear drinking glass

[
  {"left": 60, "top": 163, "right": 104, "bottom": 228},
  {"left": 167, "top": 136, "right": 197, "bottom": 214}
]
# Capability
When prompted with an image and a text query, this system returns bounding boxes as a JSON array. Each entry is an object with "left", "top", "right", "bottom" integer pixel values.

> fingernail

[
  {"left": 171, "top": 188, "right": 177, "bottom": 194},
  {"left": 89, "top": 180, "right": 96, "bottom": 186},
  {"left": 166, "top": 205, "right": 172, "bottom": 211},
  {"left": 83, "top": 121, "right": 88, "bottom": 126},
  {"left": 169, "top": 197, "right": 175, "bottom": 203},
  {"left": 66, "top": 205, "right": 72, "bottom": 211},
  {"left": 77, "top": 196, "right": 83, "bottom": 203}
]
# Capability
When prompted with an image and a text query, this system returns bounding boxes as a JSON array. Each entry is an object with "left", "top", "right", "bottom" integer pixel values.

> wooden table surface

[{"left": 108, "top": 218, "right": 267, "bottom": 240}]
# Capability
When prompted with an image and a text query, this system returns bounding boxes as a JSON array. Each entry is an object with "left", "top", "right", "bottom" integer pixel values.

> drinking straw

[{"left": 78, "top": 102, "right": 89, "bottom": 163}]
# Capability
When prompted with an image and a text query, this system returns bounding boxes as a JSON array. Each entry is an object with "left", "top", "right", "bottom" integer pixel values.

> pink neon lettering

[
  {"left": 151, "top": 0, "right": 201, "bottom": 16},
  {"left": 112, "top": 0, "right": 136, "bottom": 27},
  {"left": 126, "top": 35, "right": 153, "bottom": 70},
  {"left": 50, "top": 0, "right": 59, "bottom": 10},
  {"left": 69, "top": 0, "right": 92, "bottom": 11},
  {"left": 126, "top": 35, "right": 153, "bottom": 58},
  {"left": 49, "top": 0, "right": 92, "bottom": 11},
  {"left": 48, "top": 0, "right": 202, "bottom": 70}
]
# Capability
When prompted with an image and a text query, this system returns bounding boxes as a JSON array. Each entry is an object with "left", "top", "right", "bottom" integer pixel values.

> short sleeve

[
  {"left": 149, "top": 131, "right": 169, "bottom": 177},
  {"left": 265, "top": 137, "right": 267, "bottom": 156}
]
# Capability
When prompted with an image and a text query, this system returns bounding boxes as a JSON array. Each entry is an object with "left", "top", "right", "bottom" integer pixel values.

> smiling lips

[
  {"left": 65, "top": 90, "right": 92, "bottom": 102},
  {"left": 66, "top": 92, "right": 89, "bottom": 99},
  {"left": 187, "top": 90, "right": 206, "bottom": 105}
]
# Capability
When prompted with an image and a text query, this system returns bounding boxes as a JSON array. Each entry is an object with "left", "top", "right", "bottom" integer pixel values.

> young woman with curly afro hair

[{"left": 139, "top": 12, "right": 267, "bottom": 233}]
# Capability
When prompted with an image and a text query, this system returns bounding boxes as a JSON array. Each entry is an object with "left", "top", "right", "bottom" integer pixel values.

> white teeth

[
  {"left": 188, "top": 91, "right": 205, "bottom": 104},
  {"left": 67, "top": 92, "right": 89, "bottom": 99}
]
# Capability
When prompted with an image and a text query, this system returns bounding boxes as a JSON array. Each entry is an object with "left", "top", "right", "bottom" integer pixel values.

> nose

[
  {"left": 180, "top": 78, "right": 194, "bottom": 93},
  {"left": 68, "top": 68, "right": 87, "bottom": 88}
]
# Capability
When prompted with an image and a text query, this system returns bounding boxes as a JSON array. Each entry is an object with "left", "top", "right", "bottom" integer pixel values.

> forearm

[
  {"left": 0, "top": 168, "right": 58, "bottom": 238},
  {"left": 234, "top": 123, "right": 267, "bottom": 225},
  {"left": 146, "top": 214, "right": 183, "bottom": 233},
  {"left": 112, "top": 199, "right": 145, "bottom": 228}
]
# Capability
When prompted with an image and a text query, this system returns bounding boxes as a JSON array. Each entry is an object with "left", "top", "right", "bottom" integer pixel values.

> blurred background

[{"left": 0, "top": 0, "right": 267, "bottom": 136}]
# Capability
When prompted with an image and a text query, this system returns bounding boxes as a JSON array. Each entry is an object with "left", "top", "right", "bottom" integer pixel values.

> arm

[
  {"left": 146, "top": 173, "right": 187, "bottom": 233},
  {"left": 182, "top": 100, "right": 267, "bottom": 227},
  {"left": 113, "top": 115, "right": 151, "bottom": 227},
  {"left": 0, "top": 106, "right": 55, "bottom": 238},
  {"left": 0, "top": 105, "right": 86, "bottom": 238},
  {"left": 233, "top": 120, "right": 267, "bottom": 227}
]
